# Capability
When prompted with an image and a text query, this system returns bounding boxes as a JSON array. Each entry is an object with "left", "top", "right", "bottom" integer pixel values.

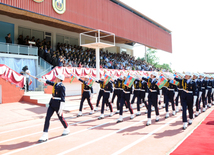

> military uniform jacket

[
  {"left": 113, "top": 78, "right": 123, "bottom": 89},
  {"left": 133, "top": 79, "right": 141, "bottom": 90},
  {"left": 122, "top": 80, "right": 132, "bottom": 94},
  {"left": 140, "top": 80, "right": 148, "bottom": 92},
  {"left": 167, "top": 80, "right": 178, "bottom": 92},
  {"left": 182, "top": 79, "right": 197, "bottom": 96},
  {"left": 200, "top": 79, "right": 207, "bottom": 90},
  {"left": 207, "top": 79, "right": 213, "bottom": 89},
  {"left": 79, "top": 79, "right": 93, "bottom": 93},
  {"left": 194, "top": 79, "right": 201, "bottom": 94},
  {"left": 174, "top": 77, "right": 183, "bottom": 89},
  {"left": 95, "top": 80, "right": 105, "bottom": 90},
  {"left": 142, "top": 77, "right": 159, "bottom": 94},
  {"left": 103, "top": 81, "right": 113, "bottom": 93},
  {"left": 46, "top": 80, "right": 65, "bottom": 103},
  {"left": 212, "top": 79, "right": 214, "bottom": 88}
]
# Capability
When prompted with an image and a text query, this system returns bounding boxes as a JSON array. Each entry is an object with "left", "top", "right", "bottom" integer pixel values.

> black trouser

[
  {"left": 96, "top": 90, "right": 104, "bottom": 107},
  {"left": 147, "top": 92, "right": 159, "bottom": 118},
  {"left": 134, "top": 90, "right": 141, "bottom": 111},
  {"left": 140, "top": 91, "right": 148, "bottom": 110},
  {"left": 101, "top": 93, "right": 113, "bottom": 114},
  {"left": 112, "top": 89, "right": 121, "bottom": 110},
  {"left": 207, "top": 88, "right": 212, "bottom": 104},
  {"left": 199, "top": 89, "right": 206, "bottom": 108},
  {"left": 119, "top": 92, "right": 133, "bottom": 115},
  {"left": 196, "top": 92, "right": 200, "bottom": 112},
  {"left": 175, "top": 89, "right": 183, "bottom": 106},
  {"left": 162, "top": 87, "right": 167, "bottom": 104},
  {"left": 26, "top": 78, "right": 29, "bottom": 91},
  {"left": 79, "top": 91, "right": 93, "bottom": 111},
  {"left": 44, "top": 100, "right": 68, "bottom": 132},
  {"left": 131, "top": 90, "right": 138, "bottom": 104},
  {"left": 165, "top": 90, "right": 175, "bottom": 112},
  {"left": 182, "top": 92, "right": 193, "bottom": 122}
]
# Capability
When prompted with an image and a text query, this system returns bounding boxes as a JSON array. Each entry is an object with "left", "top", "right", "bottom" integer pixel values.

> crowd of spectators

[{"left": 37, "top": 41, "right": 157, "bottom": 71}]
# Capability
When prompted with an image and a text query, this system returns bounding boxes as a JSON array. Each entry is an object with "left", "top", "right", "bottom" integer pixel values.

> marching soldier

[
  {"left": 98, "top": 78, "right": 114, "bottom": 119},
  {"left": 200, "top": 74, "right": 208, "bottom": 112},
  {"left": 140, "top": 78, "right": 149, "bottom": 114},
  {"left": 75, "top": 75, "right": 94, "bottom": 117},
  {"left": 165, "top": 75, "right": 178, "bottom": 118},
  {"left": 111, "top": 75, "right": 123, "bottom": 114},
  {"left": 181, "top": 72, "right": 197, "bottom": 130},
  {"left": 142, "top": 72, "right": 160, "bottom": 126},
  {"left": 211, "top": 75, "right": 214, "bottom": 105},
  {"left": 206, "top": 75, "right": 212, "bottom": 108},
  {"left": 37, "top": 74, "right": 70, "bottom": 143},
  {"left": 117, "top": 74, "right": 135, "bottom": 123},
  {"left": 192, "top": 73, "right": 201, "bottom": 117},
  {"left": 94, "top": 76, "right": 105, "bottom": 111}
]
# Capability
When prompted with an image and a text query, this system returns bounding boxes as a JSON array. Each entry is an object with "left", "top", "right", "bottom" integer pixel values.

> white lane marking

[
  {"left": 167, "top": 108, "right": 213, "bottom": 155},
  {"left": 2, "top": 115, "right": 129, "bottom": 155},
  {"left": 0, "top": 114, "right": 98, "bottom": 144},
  {"left": 112, "top": 115, "right": 182, "bottom": 155},
  {"left": 57, "top": 118, "right": 148, "bottom": 155}
]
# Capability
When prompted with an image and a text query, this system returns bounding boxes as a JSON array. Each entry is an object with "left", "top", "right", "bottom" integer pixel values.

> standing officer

[
  {"left": 37, "top": 74, "right": 70, "bottom": 143},
  {"left": 98, "top": 78, "right": 114, "bottom": 119},
  {"left": 117, "top": 74, "right": 135, "bottom": 123},
  {"left": 94, "top": 76, "right": 105, "bottom": 111},
  {"left": 75, "top": 75, "right": 94, "bottom": 117},
  {"left": 142, "top": 72, "right": 160, "bottom": 126},
  {"left": 206, "top": 75, "right": 212, "bottom": 108},
  {"left": 111, "top": 75, "right": 123, "bottom": 114},
  {"left": 211, "top": 75, "right": 214, "bottom": 105},
  {"left": 140, "top": 78, "right": 149, "bottom": 114},
  {"left": 174, "top": 73, "right": 184, "bottom": 112},
  {"left": 182, "top": 72, "right": 196, "bottom": 130}
]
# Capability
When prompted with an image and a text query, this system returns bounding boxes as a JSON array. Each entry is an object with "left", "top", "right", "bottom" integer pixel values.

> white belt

[
  {"left": 201, "top": 87, "right": 205, "bottom": 89},
  {"left": 123, "top": 90, "right": 130, "bottom": 93},
  {"left": 114, "top": 88, "right": 121, "bottom": 90},
  {"left": 140, "top": 89, "right": 145, "bottom": 91},
  {"left": 100, "top": 88, "right": 104, "bottom": 90},
  {"left": 207, "top": 86, "right": 212, "bottom": 88},
  {"left": 167, "top": 88, "right": 174, "bottom": 91},
  {"left": 84, "top": 90, "right": 90, "bottom": 92},
  {"left": 104, "top": 90, "right": 111, "bottom": 93},
  {"left": 134, "top": 89, "right": 141, "bottom": 91},
  {"left": 150, "top": 90, "right": 157, "bottom": 92},
  {"left": 52, "top": 97, "right": 61, "bottom": 100},
  {"left": 178, "top": 88, "right": 183, "bottom": 90},
  {"left": 184, "top": 90, "right": 193, "bottom": 93}
]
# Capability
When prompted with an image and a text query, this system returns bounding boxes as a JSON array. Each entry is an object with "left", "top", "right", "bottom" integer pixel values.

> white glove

[
  {"left": 76, "top": 76, "right": 80, "bottom": 80},
  {"left": 158, "top": 95, "right": 161, "bottom": 103},
  {"left": 193, "top": 96, "right": 197, "bottom": 107},
  {"left": 199, "top": 91, "right": 202, "bottom": 100},
  {"left": 174, "top": 91, "right": 178, "bottom": 100},
  {"left": 205, "top": 89, "right": 208, "bottom": 97},
  {"left": 58, "top": 102, "right": 65, "bottom": 116},
  {"left": 212, "top": 88, "right": 214, "bottom": 94},
  {"left": 159, "top": 90, "right": 162, "bottom": 96},
  {"left": 145, "top": 92, "right": 149, "bottom": 101},
  {"left": 38, "top": 78, "right": 46, "bottom": 83},
  {"left": 90, "top": 93, "right": 93, "bottom": 100}
]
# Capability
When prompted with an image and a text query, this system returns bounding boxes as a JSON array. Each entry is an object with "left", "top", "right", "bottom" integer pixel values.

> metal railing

[
  {"left": 38, "top": 57, "right": 53, "bottom": 72},
  {"left": 0, "top": 42, "right": 38, "bottom": 56}
]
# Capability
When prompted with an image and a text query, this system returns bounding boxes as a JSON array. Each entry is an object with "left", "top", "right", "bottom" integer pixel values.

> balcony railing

[{"left": 0, "top": 42, "right": 38, "bottom": 56}]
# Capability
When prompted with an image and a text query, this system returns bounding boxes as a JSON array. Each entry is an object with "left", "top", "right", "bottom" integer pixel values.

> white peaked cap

[{"left": 56, "top": 74, "right": 65, "bottom": 81}]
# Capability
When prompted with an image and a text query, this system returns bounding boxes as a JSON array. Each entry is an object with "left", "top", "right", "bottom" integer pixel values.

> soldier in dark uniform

[
  {"left": 211, "top": 75, "right": 214, "bottom": 105},
  {"left": 181, "top": 72, "right": 196, "bottom": 130},
  {"left": 98, "top": 79, "right": 114, "bottom": 119},
  {"left": 111, "top": 75, "right": 123, "bottom": 114},
  {"left": 140, "top": 78, "right": 149, "bottom": 114},
  {"left": 174, "top": 73, "right": 184, "bottom": 112},
  {"left": 142, "top": 72, "right": 160, "bottom": 126},
  {"left": 117, "top": 75, "right": 135, "bottom": 123},
  {"left": 193, "top": 73, "right": 201, "bottom": 117},
  {"left": 75, "top": 75, "right": 94, "bottom": 117},
  {"left": 199, "top": 74, "right": 208, "bottom": 112},
  {"left": 206, "top": 75, "right": 212, "bottom": 108},
  {"left": 37, "top": 74, "right": 70, "bottom": 143},
  {"left": 94, "top": 76, "right": 105, "bottom": 111}
]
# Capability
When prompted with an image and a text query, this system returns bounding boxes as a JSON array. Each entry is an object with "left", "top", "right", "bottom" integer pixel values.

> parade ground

[{"left": 0, "top": 95, "right": 213, "bottom": 155}]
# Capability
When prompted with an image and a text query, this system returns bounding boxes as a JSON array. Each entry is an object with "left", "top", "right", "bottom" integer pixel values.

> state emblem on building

[{"left": 52, "top": 0, "right": 66, "bottom": 14}]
